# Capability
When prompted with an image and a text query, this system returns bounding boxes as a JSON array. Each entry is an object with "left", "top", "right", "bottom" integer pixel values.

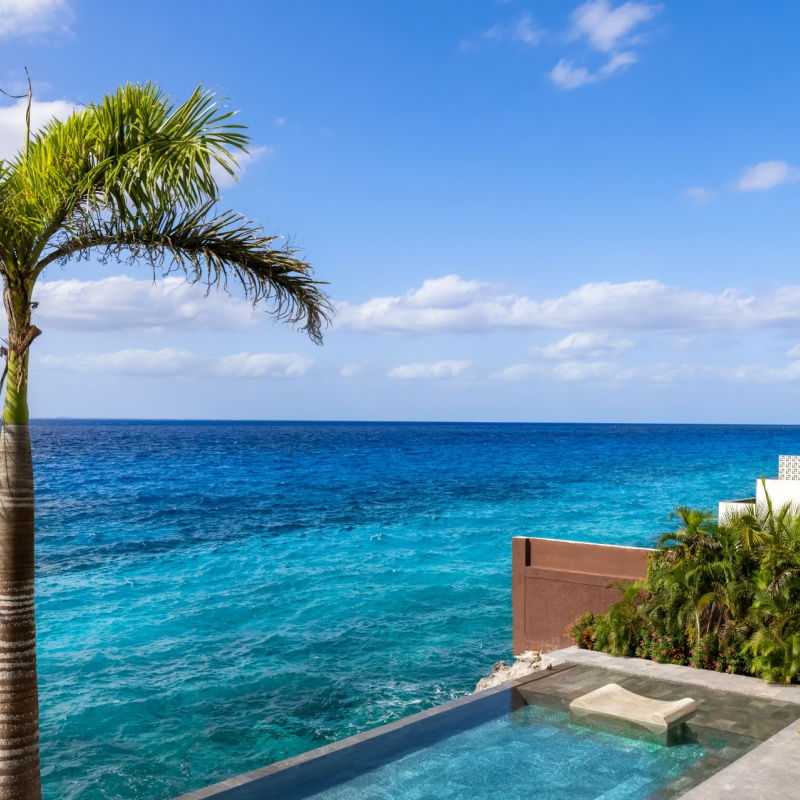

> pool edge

[{"left": 171, "top": 662, "right": 575, "bottom": 800}]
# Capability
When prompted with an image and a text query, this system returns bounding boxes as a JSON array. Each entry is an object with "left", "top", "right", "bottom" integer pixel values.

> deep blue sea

[{"left": 29, "top": 421, "right": 800, "bottom": 800}]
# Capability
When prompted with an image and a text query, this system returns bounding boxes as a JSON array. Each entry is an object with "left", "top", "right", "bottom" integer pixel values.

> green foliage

[
  {"left": 602, "top": 581, "right": 647, "bottom": 656},
  {"left": 570, "top": 490, "right": 800, "bottom": 683}
]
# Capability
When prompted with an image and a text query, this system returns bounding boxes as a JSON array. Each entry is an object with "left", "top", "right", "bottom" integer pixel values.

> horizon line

[{"left": 24, "top": 418, "right": 800, "bottom": 427}]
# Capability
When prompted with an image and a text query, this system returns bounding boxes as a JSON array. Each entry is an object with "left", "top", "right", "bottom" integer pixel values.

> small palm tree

[
  {"left": 745, "top": 571, "right": 800, "bottom": 683},
  {"left": 652, "top": 508, "right": 721, "bottom": 641},
  {"left": 603, "top": 580, "right": 646, "bottom": 656},
  {"left": 732, "top": 482, "right": 800, "bottom": 588},
  {"left": 0, "top": 83, "right": 331, "bottom": 799},
  {"left": 657, "top": 506, "right": 718, "bottom": 560}
]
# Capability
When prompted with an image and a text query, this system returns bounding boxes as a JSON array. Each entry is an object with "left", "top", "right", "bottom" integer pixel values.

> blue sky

[{"left": 3, "top": 0, "right": 800, "bottom": 422}]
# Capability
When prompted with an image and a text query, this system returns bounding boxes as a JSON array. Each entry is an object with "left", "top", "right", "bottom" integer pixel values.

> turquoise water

[
  {"left": 306, "top": 702, "right": 706, "bottom": 800},
  {"left": 31, "top": 421, "right": 800, "bottom": 799}
]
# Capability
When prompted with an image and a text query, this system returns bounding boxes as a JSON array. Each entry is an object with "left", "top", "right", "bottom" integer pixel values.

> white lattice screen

[{"left": 778, "top": 455, "right": 800, "bottom": 480}]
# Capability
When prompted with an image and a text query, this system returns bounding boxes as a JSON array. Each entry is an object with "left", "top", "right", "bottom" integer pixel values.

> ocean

[{"left": 29, "top": 420, "right": 800, "bottom": 799}]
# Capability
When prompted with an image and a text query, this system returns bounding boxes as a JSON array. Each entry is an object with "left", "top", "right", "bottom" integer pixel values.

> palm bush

[{"left": 570, "top": 489, "right": 800, "bottom": 683}]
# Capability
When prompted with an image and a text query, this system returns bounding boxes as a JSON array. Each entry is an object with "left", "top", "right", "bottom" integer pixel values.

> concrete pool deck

[
  {"left": 548, "top": 647, "right": 800, "bottom": 799},
  {"left": 175, "top": 648, "right": 800, "bottom": 800}
]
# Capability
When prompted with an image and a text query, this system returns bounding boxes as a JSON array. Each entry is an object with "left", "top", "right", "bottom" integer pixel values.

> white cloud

[
  {"left": 461, "top": 11, "right": 543, "bottom": 50},
  {"left": 0, "top": 0, "right": 71, "bottom": 38},
  {"left": 403, "top": 274, "right": 490, "bottom": 308},
  {"left": 716, "top": 361, "right": 800, "bottom": 384},
  {"left": 550, "top": 60, "right": 595, "bottom": 90},
  {"left": 491, "top": 357, "right": 800, "bottom": 386},
  {"left": 736, "top": 161, "right": 800, "bottom": 192},
  {"left": 602, "top": 50, "right": 638, "bottom": 72},
  {"left": 0, "top": 97, "right": 77, "bottom": 161},
  {"left": 338, "top": 275, "right": 492, "bottom": 334},
  {"left": 500, "top": 358, "right": 800, "bottom": 386},
  {"left": 340, "top": 363, "right": 364, "bottom": 378},
  {"left": 683, "top": 186, "right": 716, "bottom": 206},
  {"left": 387, "top": 360, "right": 472, "bottom": 380},
  {"left": 556, "top": 361, "right": 713, "bottom": 383},
  {"left": 570, "top": 0, "right": 660, "bottom": 52},
  {"left": 214, "top": 352, "right": 313, "bottom": 378},
  {"left": 38, "top": 348, "right": 313, "bottom": 379},
  {"left": 553, "top": 360, "right": 621, "bottom": 381},
  {"left": 687, "top": 162, "right": 800, "bottom": 201},
  {"left": 338, "top": 275, "right": 800, "bottom": 336},
  {"left": 492, "top": 363, "right": 542, "bottom": 381},
  {"left": 492, "top": 342, "right": 800, "bottom": 385},
  {"left": 530, "top": 331, "right": 635, "bottom": 359},
  {"left": 550, "top": 0, "right": 659, "bottom": 89},
  {"left": 550, "top": 50, "right": 637, "bottom": 89},
  {"left": 32, "top": 276, "right": 260, "bottom": 332},
  {"left": 273, "top": 117, "right": 287, "bottom": 127},
  {"left": 493, "top": 359, "right": 713, "bottom": 384},
  {"left": 511, "top": 12, "right": 543, "bottom": 45},
  {"left": 211, "top": 145, "right": 274, "bottom": 188}
]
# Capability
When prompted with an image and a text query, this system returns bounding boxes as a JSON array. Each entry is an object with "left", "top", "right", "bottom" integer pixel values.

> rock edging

[{"left": 474, "top": 650, "right": 550, "bottom": 692}]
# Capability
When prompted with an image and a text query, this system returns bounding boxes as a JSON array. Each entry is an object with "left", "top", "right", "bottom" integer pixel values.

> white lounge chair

[{"left": 569, "top": 683, "right": 697, "bottom": 735}]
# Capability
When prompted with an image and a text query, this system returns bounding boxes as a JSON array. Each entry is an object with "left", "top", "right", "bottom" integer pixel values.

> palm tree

[
  {"left": 652, "top": 511, "right": 749, "bottom": 643},
  {"left": 0, "top": 83, "right": 331, "bottom": 799},
  {"left": 657, "top": 506, "right": 718, "bottom": 560},
  {"left": 745, "top": 571, "right": 800, "bottom": 683},
  {"left": 603, "top": 580, "right": 646, "bottom": 656}
]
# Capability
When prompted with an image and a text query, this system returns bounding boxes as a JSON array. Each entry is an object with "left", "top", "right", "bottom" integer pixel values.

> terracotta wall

[{"left": 512, "top": 537, "right": 651, "bottom": 654}]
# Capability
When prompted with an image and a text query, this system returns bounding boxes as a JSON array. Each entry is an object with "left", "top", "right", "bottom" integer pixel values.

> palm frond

[
  {"left": 39, "top": 201, "right": 332, "bottom": 342},
  {"left": 0, "top": 84, "right": 248, "bottom": 270},
  {"left": 0, "top": 82, "right": 331, "bottom": 344}
]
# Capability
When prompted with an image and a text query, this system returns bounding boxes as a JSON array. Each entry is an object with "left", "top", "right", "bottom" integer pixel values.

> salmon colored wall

[{"left": 511, "top": 537, "right": 651, "bottom": 654}]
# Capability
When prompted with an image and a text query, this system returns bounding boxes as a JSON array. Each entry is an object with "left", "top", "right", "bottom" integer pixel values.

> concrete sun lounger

[{"left": 569, "top": 683, "right": 698, "bottom": 735}]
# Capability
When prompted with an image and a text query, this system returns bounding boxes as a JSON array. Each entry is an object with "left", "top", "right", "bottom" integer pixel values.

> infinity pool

[{"left": 179, "top": 663, "right": 797, "bottom": 800}]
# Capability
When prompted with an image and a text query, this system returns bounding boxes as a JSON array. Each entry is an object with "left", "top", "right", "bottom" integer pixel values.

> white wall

[
  {"left": 718, "top": 499, "right": 755, "bottom": 523},
  {"left": 755, "top": 479, "right": 800, "bottom": 512}
]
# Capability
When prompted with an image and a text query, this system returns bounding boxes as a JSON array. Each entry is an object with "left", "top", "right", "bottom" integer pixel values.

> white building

[{"left": 718, "top": 455, "right": 800, "bottom": 522}]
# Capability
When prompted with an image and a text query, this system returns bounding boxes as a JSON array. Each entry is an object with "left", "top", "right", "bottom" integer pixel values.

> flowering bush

[
  {"left": 569, "top": 612, "right": 597, "bottom": 650},
  {"left": 567, "top": 498, "right": 800, "bottom": 683},
  {"left": 640, "top": 630, "right": 690, "bottom": 664}
]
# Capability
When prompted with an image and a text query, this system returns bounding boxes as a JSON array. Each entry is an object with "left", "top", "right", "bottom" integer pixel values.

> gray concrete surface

[{"left": 547, "top": 647, "right": 800, "bottom": 799}]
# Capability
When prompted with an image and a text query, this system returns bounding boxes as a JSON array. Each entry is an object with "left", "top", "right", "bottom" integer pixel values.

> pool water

[{"left": 305, "top": 702, "right": 705, "bottom": 800}]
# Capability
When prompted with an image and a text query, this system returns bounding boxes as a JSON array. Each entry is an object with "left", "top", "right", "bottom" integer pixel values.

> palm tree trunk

[
  {"left": 694, "top": 609, "right": 702, "bottom": 644},
  {"left": 0, "top": 424, "right": 40, "bottom": 799},
  {"left": 0, "top": 293, "right": 41, "bottom": 799}
]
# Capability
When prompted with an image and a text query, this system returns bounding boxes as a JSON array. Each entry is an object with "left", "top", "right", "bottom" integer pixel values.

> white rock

[{"left": 474, "top": 650, "right": 545, "bottom": 692}]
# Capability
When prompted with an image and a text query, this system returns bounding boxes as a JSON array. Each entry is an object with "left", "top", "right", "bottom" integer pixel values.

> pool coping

[
  {"left": 549, "top": 646, "right": 800, "bottom": 705},
  {"left": 173, "top": 649, "right": 800, "bottom": 800}
]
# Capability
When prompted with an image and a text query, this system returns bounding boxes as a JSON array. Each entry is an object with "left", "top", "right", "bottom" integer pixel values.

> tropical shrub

[
  {"left": 570, "top": 489, "right": 800, "bottom": 683},
  {"left": 639, "top": 628, "right": 690, "bottom": 665},
  {"left": 569, "top": 611, "right": 597, "bottom": 650}
]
